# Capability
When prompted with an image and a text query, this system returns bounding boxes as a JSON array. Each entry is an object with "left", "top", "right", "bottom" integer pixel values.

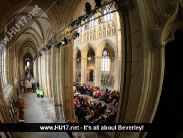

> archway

[
  {"left": 86, "top": 47, "right": 95, "bottom": 84},
  {"left": 89, "top": 69, "right": 93, "bottom": 81},
  {"left": 146, "top": 30, "right": 183, "bottom": 137},
  {"left": 23, "top": 52, "right": 33, "bottom": 80},
  {"left": 76, "top": 50, "right": 81, "bottom": 82}
]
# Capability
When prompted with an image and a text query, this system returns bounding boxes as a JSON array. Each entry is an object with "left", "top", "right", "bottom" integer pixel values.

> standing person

[
  {"left": 36, "top": 87, "right": 40, "bottom": 98},
  {"left": 39, "top": 88, "right": 44, "bottom": 98},
  {"left": 32, "top": 82, "right": 35, "bottom": 93},
  {"left": 23, "top": 83, "right": 26, "bottom": 93}
]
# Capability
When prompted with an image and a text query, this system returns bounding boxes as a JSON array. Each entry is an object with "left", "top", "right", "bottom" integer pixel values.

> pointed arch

[
  {"left": 96, "top": 38, "right": 116, "bottom": 57},
  {"left": 81, "top": 43, "right": 96, "bottom": 57}
]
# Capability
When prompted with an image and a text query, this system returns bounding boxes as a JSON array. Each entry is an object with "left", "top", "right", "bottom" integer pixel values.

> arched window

[
  {"left": 104, "top": 5, "right": 111, "bottom": 22},
  {"left": 27, "top": 61, "right": 30, "bottom": 67},
  {"left": 89, "top": 15, "right": 95, "bottom": 27},
  {"left": 1, "top": 48, "right": 7, "bottom": 87},
  {"left": 101, "top": 50, "right": 110, "bottom": 71}
]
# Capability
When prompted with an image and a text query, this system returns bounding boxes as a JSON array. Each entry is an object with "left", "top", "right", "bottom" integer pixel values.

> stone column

[
  {"left": 81, "top": 57, "right": 87, "bottom": 84},
  {"left": 114, "top": 55, "right": 121, "bottom": 91},
  {"left": 38, "top": 56, "right": 42, "bottom": 87},
  {"left": 73, "top": 58, "right": 76, "bottom": 83},
  {"left": 41, "top": 52, "right": 47, "bottom": 95},
  {"left": 94, "top": 56, "right": 102, "bottom": 86},
  {"left": 46, "top": 51, "right": 52, "bottom": 100},
  {"left": 34, "top": 59, "right": 38, "bottom": 80},
  {"left": 57, "top": 40, "right": 77, "bottom": 122},
  {"left": 50, "top": 33, "right": 61, "bottom": 122}
]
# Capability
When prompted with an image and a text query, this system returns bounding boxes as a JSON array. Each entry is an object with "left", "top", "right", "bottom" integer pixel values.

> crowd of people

[
  {"left": 73, "top": 83, "right": 118, "bottom": 123},
  {"left": 74, "top": 83, "right": 119, "bottom": 106}
]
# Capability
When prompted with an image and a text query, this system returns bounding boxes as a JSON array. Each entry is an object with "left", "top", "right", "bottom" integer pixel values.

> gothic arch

[
  {"left": 73, "top": 47, "right": 81, "bottom": 59},
  {"left": 81, "top": 43, "right": 96, "bottom": 57},
  {"left": 96, "top": 38, "right": 117, "bottom": 57}
]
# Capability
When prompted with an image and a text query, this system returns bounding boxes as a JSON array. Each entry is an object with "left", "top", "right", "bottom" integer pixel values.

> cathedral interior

[{"left": 0, "top": 0, "right": 183, "bottom": 138}]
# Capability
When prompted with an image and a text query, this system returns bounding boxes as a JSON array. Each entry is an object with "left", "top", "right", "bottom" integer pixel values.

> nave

[{"left": 18, "top": 81, "right": 111, "bottom": 138}]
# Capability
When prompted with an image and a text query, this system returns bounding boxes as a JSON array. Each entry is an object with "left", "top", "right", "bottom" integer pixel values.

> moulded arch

[
  {"left": 96, "top": 38, "right": 117, "bottom": 57},
  {"left": 81, "top": 43, "right": 96, "bottom": 57},
  {"left": 74, "top": 48, "right": 81, "bottom": 59}
]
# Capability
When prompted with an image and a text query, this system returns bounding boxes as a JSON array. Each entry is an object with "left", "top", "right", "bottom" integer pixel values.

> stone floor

[{"left": 18, "top": 91, "right": 113, "bottom": 138}]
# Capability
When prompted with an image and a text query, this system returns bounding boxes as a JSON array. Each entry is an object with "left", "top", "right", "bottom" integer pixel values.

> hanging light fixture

[
  {"left": 46, "top": 42, "right": 52, "bottom": 49},
  {"left": 76, "top": 16, "right": 83, "bottom": 26},
  {"left": 56, "top": 37, "right": 69, "bottom": 48},
  {"left": 95, "top": 0, "right": 102, "bottom": 8},
  {"left": 84, "top": 2, "right": 92, "bottom": 15},
  {"left": 72, "top": 31, "right": 79, "bottom": 39}
]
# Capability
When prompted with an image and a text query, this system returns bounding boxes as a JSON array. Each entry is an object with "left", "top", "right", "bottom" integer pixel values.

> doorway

[
  {"left": 146, "top": 30, "right": 183, "bottom": 137},
  {"left": 89, "top": 70, "right": 93, "bottom": 81}
]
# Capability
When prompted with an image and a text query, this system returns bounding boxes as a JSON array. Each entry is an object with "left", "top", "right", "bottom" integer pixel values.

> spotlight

[
  {"left": 95, "top": 0, "right": 102, "bottom": 8},
  {"left": 46, "top": 42, "right": 52, "bottom": 49},
  {"left": 56, "top": 41, "right": 62, "bottom": 48},
  {"left": 33, "top": 57, "right": 36, "bottom": 61},
  {"left": 38, "top": 52, "right": 42, "bottom": 56},
  {"left": 42, "top": 47, "right": 45, "bottom": 51},
  {"left": 63, "top": 37, "right": 68, "bottom": 45},
  {"left": 84, "top": 2, "right": 92, "bottom": 15},
  {"left": 76, "top": 16, "right": 83, "bottom": 26},
  {"left": 71, "top": 20, "right": 77, "bottom": 27},
  {"left": 56, "top": 37, "right": 69, "bottom": 48},
  {"left": 92, "top": 10, "right": 97, "bottom": 15},
  {"left": 72, "top": 31, "right": 79, "bottom": 39},
  {"left": 82, "top": 15, "right": 88, "bottom": 22},
  {"left": 36, "top": 53, "right": 39, "bottom": 58}
]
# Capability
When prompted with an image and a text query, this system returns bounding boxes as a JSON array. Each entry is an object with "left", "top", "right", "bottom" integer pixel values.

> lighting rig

[{"left": 31, "top": 0, "right": 127, "bottom": 62}]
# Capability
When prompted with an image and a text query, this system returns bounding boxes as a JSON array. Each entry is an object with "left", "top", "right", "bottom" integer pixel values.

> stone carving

[
  {"left": 98, "top": 26, "right": 102, "bottom": 38},
  {"left": 107, "top": 23, "right": 111, "bottom": 36},
  {"left": 90, "top": 30, "right": 93, "bottom": 40},
  {"left": 111, "top": 21, "right": 116, "bottom": 35},
  {"left": 154, "top": 24, "right": 162, "bottom": 32},
  {"left": 87, "top": 31, "right": 89, "bottom": 41},
  {"left": 77, "top": 20, "right": 117, "bottom": 44},
  {"left": 103, "top": 24, "right": 106, "bottom": 37},
  {"left": 101, "top": 74, "right": 115, "bottom": 86},
  {"left": 83, "top": 32, "right": 86, "bottom": 43},
  {"left": 93, "top": 29, "right": 96, "bottom": 40},
  {"left": 162, "top": 11, "right": 170, "bottom": 20}
]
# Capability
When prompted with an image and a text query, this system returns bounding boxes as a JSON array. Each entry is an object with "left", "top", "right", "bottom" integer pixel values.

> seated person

[
  {"left": 90, "top": 110, "right": 95, "bottom": 117},
  {"left": 85, "top": 113, "right": 92, "bottom": 121},
  {"left": 94, "top": 91, "right": 100, "bottom": 98},
  {"left": 101, "top": 104, "right": 107, "bottom": 111}
]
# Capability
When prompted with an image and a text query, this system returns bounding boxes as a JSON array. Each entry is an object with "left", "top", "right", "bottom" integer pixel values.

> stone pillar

[
  {"left": 41, "top": 52, "right": 47, "bottom": 95},
  {"left": 114, "top": 55, "right": 121, "bottom": 91},
  {"left": 94, "top": 56, "right": 102, "bottom": 86},
  {"left": 46, "top": 51, "right": 52, "bottom": 99},
  {"left": 50, "top": 33, "right": 61, "bottom": 122},
  {"left": 73, "top": 58, "right": 76, "bottom": 83},
  {"left": 34, "top": 59, "right": 38, "bottom": 80},
  {"left": 81, "top": 57, "right": 87, "bottom": 84},
  {"left": 59, "top": 40, "right": 76, "bottom": 122},
  {"left": 38, "top": 57, "right": 42, "bottom": 87},
  {"left": 50, "top": 35, "right": 76, "bottom": 122}
]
